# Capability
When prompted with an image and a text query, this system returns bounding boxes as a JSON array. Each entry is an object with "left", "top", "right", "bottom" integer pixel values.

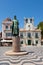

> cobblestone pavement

[{"left": 0, "top": 46, "right": 43, "bottom": 65}]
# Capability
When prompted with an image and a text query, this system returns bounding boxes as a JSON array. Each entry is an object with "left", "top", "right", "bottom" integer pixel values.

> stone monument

[
  {"left": 5, "top": 16, "right": 28, "bottom": 56},
  {"left": 12, "top": 16, "right": 20, "bottom": 52}
]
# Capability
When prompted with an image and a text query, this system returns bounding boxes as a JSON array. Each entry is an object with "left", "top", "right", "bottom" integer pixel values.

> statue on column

[
  {"left": 12, "top": 16, "right": 20, "bottom": 52},
  {"left": 12, "top": 16, "right": 19, "bottom": 36}
]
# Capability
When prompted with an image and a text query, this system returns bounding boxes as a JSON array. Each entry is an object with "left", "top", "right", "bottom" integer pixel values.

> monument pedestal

[{"left": 12, "top": 36, "right": 20, "bottom": 52}]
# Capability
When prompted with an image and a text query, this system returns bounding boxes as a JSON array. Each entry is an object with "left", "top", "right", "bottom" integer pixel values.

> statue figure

[{"left": 12, "top": 16, "right": 19, "bottom": 36}]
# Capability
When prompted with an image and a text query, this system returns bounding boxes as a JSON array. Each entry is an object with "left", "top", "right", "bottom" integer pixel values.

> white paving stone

[{"left": 0, "top": 46, "right": 43, "bottom": 65}]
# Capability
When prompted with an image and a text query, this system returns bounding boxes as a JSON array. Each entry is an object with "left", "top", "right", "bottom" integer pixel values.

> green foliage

[
  {"left": 37, "top": 22, "right": 43, "bottom": 30},
  {"left": 37, "top": 22, "right": 43, "bottom": 39}
]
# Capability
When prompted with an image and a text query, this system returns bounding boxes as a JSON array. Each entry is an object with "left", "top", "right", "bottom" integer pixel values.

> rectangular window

[
  {"left": 35, "top": 33, "right": 38, "bottom": 38},
  {"left": 25, "top": 19, "right": 28, "bottom": 23},
  {"left": 27, "top": 33, "right": 31, "bottom": 38},
  {"left": 6, "top": 26, "right": 8, "bottom": 29},
  {"left": 6, "top": 33, "right": 12, "bottom": 37},
  {"left": 30, "top": 19, "right": 32, "bottom": 23},
  {"left": 20, "top": 32, "right": 23, "bottom": 38}
]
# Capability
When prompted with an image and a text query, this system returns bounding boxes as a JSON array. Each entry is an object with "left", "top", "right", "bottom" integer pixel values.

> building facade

[
  {"left": 2, "top": 17, "right": 41, "bottom": 46},
  {"left": 20, "top": 18, "right": 41, "bottom": 46}
]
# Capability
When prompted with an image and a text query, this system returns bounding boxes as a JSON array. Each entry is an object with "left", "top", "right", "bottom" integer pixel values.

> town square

[{"left": 0, "top": 0, "right": 43, "bottom": 65}]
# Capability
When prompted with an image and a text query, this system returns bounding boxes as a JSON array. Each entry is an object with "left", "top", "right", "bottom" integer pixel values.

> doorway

[{"left": 28, "top": 40, "right": 31, "bottom": 45}]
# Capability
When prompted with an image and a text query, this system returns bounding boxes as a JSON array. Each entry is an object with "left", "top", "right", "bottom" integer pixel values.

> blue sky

[{"left": 0, "top": 0, "right": 43, "bottom": 31}]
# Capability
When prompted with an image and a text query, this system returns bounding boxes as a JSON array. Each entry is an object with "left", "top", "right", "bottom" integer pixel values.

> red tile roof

[
  {"left": 4, "top": 18, "right": 11, "bottom": 21},
  {"left": 3, "top": 18, "right": 12, "bottom": 23}
]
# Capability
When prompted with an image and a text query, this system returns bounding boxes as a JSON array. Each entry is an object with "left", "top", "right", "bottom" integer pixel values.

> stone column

[{"left": 12, "top": 36, "right": 20, "bottom": 52}]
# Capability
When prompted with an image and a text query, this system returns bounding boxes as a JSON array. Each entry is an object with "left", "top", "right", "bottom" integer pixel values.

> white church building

[{"left": 20, "top": 18, "right": 41, "bottom": 45}]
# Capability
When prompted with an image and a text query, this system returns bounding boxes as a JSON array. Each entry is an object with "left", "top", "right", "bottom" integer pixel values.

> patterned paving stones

[
  {"left": 0, "top": 46, "right": 43, "bottom": 65},
  {"left": 0, "top": 63, "right": 9, "bottom": 65}
]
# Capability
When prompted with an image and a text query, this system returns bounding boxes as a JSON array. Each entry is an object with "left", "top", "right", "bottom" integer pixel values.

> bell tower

[{"left": 24, "top": 18, "right": 34, "bottom": 30}]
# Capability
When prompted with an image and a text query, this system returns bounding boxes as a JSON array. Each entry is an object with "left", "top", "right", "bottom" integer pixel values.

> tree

[{"left": 37, "top": 22, "right": 43, "bottom": 39}]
